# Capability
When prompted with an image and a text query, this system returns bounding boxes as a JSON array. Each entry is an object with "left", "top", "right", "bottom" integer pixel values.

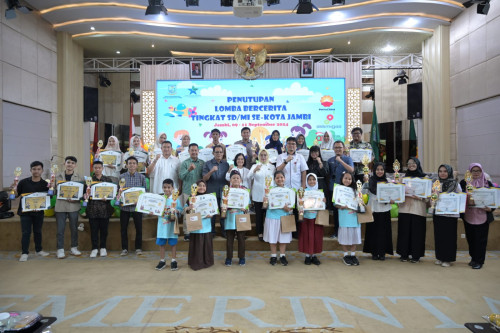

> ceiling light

[
  {"left": 293, "top": 0, "right": 319, "bottom": 14},
  {"left": 221, "top": 0, "right": 233, "bottom": 6},
  {"left": 347, "top": 40, "right": 351, "bottom": 45},
  {"left": 393, "top": 70, "right": 408, "bottom": 85},
  {"left": 99, "top": 75, "right": 111, "bottom": 88},
  {"left": 382, "top": 44, "right": 395, "bottom": 52},
  {"left": 267, "top": 0, "right": 280, "bottom": 5},
  {"left": 116, "top": 50, "right": 120, "bottom": 54},
  {"left": 5, "top": 0, "right": 32, "bottom": 19},
  {"left": 151, "top": 44, "right": 155, "bottom": 47},
  {"left": 332, "top": 0, "right": 345, "bottom": 5},
  {"left": 145, "top": 0, "right": 168, "bottom": 15},
  {"left": 328, "top": 11, "right": 345, "bottom": 20},
  {"left": 463, "top": 0, "right": 490, "bottom": 14},
  {"left": 90, "top": 26, "right": 95, "bottom": 30},
  {"left": 402, "top": 18, "right": 418, "bottom": 27},
  {"left": 185, "top": 0, "right": 199, "bottom": 6}
]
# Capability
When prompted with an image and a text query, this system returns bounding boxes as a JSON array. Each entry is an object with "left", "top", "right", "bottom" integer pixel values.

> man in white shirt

[
  {"left": 147, "top": 141, "right": 181, "bottom": 194},
  {"left": 276, "top": 136, "right": 308, "bottom": 190}
]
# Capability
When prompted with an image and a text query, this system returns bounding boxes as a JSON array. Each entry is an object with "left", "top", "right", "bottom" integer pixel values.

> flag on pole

[
  {"left": 370, "top": 103, "right": 380, "bottom": 162},
  {"left": 409, "top": 119, "right": 417, "bottom": 157}
]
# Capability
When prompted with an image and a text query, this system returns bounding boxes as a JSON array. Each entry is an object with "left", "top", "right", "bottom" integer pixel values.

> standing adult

[
  {"left": 123, "top": 135, "right": 148, "bottom": 174},
  {"left": 149, "top": 132, "right": 167, "bottom": 191},
  {"left": 248, "top": 149, "right": 275, "bottom": 241},
  {"left": 396, "top": 157, "right": 428, "bottom": 263},
  {"left": 100, "top": 135, "right": 123, "bottom": 182},
  {"left": 154, "top": 133, "right": 167, "bottom": 152},
  {"left": 265, "top": 130, "right": 283, "bottom": 155},
  {"left": 147, "top": 141, "right": 180, "bottom": 194},
  {"left": 319, "top": 131, "right": 334, "bottom": 150},
  {"left": 307, "top": 146, "right": 331, "bottom": 209},
  {"left": 202, "top": 145, "right": 230, "bottom": 236},
  {"left": 327, "top": 141, "right": 354, "bottom": 238},
  {"left": 296, "top": 134, "right": 308, "bottom": 150},
  {"left": 55, "top": 156, "right": 84, "bottom": 259},
  {"left": 226, "top": 153, "right": 250, "bottom": 189},
  {"left": 460, "top": 163, "right": 494, "bottom": 269},
  {"left": 14, "top": 161, "right": 50, "bottom": 262},
  {"left": 206, "top": 128, "right": 227, "bottom": 160},
  {"left": 234, "top": 127, "right": 259, "bottom": 169},
  {"left": 119, "top": 156, "right": 147, "bottom": 256},
  {"left": 348, "top": 127, "right": 373, "bottom": 183},
  {"left": 176, "top": 134, "right": 191, "bottom": 156}
]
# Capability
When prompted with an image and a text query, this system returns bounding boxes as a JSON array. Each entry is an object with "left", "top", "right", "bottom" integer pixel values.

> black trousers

[
  {"left": 226, "top": 230, "right": 246, "bottom": 260},
  {"left": 120, "top": 211, "right": 142, "bottom": 250},
  {"left": 332, "top": 206, "right": 339, "bottom": 237},
  {"left": 433, "top": 215, "right": 457, "bottom": 262},
  {"left": 363, "top": 211, "right": 394, "bottom": 257},
  {"left": 89, "top": 218, "right": 110, "bottom": 250},
  {"left": 463, "top": 220, "right": 489, "bottom": 265},
  {"left": 396, "top": 213, "right": 426, "bottom": 260},
  {"left": 20, "top": 214, "right": 44, "bottom": 254},
  {"left": 254, "top": 201, "right": 266, "bottom": 236}
]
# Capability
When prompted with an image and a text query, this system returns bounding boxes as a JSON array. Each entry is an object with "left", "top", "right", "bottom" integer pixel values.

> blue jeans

[
  {"left": 20, "top": 214, "right": 44, "bottom": 254},
  {"left": 55, "top": 211, "right": 79, "bottom": 250}
]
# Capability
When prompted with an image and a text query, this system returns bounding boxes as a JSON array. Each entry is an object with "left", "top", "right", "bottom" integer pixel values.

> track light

[
  {"left": 332, "top": 0, "right": 345, "bottom": 5},
  {"left": 393, "top": 70, "right": 408, "bottom": 85},
  {"left": 463, "top": 0, "right": 490, "bottom": 14},
  {"left": 5, "top": 0, "right": 32, "bottom": 19},
  {"left": 185, "top": 0, "right": 199, "bottom": 6},
  {"left": 145, "top": 0, "right": 168, "bottom": 15},
  {"left": 267, "top": 0, "right": 280, "bottom": 5},
  {"left": 99, "top": 75, "right": 111, "bottom": 88},
  {"left": 130, "top": 90, "right": 140, "bottom": 103},
  {"left": 293, "top": 0, "right": 319, "bottom": 14},
  {"left": 221, "top": 0, "right": 233, "bottom": 6}
]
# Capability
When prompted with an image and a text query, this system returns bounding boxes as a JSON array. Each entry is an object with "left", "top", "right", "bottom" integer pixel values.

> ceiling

[{"left": 23, "top": 0, "right": 465, "bottom": 58}]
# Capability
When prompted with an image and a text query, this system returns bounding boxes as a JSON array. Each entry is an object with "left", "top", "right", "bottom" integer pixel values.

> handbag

[
  {"left": 280, "top": 214, "right": 297, "bottom": 233},
  {"left": 357, "top": 204, "right": 374, "bottom": 223}
]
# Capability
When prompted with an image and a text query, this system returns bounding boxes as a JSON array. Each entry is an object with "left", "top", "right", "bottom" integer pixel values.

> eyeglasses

[{"left": 471, "top": 169, "right": 482, "bottom": 173}]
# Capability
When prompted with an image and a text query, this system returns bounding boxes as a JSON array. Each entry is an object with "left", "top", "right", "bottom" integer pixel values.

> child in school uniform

[
  {"left": 298, "top": 173, "right": 326, "bottom": 265},
  {"left": 335, "top": 172, "right": 362, "bottom": 266},
  {"left": 155, "top": 179, "right": 182, "bottom": 271}
]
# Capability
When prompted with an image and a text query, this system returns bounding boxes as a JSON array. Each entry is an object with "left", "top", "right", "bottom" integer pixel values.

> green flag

[
  {"left": 370, "top": 103, "right": 380, "bottom": 162},
  {"left": 409, "top": 119, "right": 417, "bottom": 157}
]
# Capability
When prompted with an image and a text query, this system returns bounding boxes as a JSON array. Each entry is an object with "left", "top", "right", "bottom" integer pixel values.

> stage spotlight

[
  {"left": 5, "top": 0, "right": 32, "bottom": 19},
  {"left": 267, "top": 0, "right": 280, "bottom": 5},
  {"left": 99, "top": 75, "right": 111, "bottom": 88},
  {"left": 462, "top": 0, "right": 490, "bottom": 14},
  {"left": 332, "top": 0, "right": 345, "bottom": 5},
  {"left": 365, "top": 88, "right": 375, "bottom": 100},
  {"left": 130, "top": 90, "right": 140, "bottom": 103},
  {"left": 221, "top": 0, "right": 233, "bottom": 6},
  {"left": 293, "top": 0, "right": 319, "bottom": 14},
  {"left": 185, "top": 0, "right": 199, "bottom": 6},
  {"left": 145, "top": 0, "right": 168, "bottom": 15},
  {"left": 393, "top": 70, "right": 408, "bottom": 85}
]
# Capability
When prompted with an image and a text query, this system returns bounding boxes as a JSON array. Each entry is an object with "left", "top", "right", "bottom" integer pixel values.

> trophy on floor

[
  {"left": 362, "top": 154, "right": 371, "bottom": 183},
  {"left": 393, "top": 159, "right": 401, "bottom": 183},
  {"left": 190, "top": 183, "right": 198, "bottom": 213},
  {"left": 464, "top": 170, "right": 475, "bottom": 206},
  {"left": 221, "top": 185, "right": 230, "bottom": 218},
  {"left": 263, "top": 176, "right": 272, "bottom": 209},
  {"left": 115, "top": 178, "right": 127, "bottom": 205},
  {"left": 170, "top": 189, "right": 179, "bottom": 221},
  {"left": 428, "top": 180, "right": 442, "bottom": 214},
  {"left": 48, "top": 164, "right": 58, "bottom": 195},
  {"left": 356, "top": 180, "right": 366, "bottom": 213},
  {"left": 9, "top": 167, "right": 22, "bottom": 200},
  {"left": 297, "top": 187, "right": 305, "bottom": 221},
  {"left": 83, "top": 177, "right": 92, "bottom": 207}
]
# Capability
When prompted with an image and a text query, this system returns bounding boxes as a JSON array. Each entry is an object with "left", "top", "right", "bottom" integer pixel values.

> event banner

[{"left": 157, "top": 78, "right": 346, "bottom": 150}]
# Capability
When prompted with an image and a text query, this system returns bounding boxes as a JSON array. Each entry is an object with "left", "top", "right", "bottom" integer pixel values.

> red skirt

[{"left": 298, "top": 218, "right": 324, "bottom": 254}]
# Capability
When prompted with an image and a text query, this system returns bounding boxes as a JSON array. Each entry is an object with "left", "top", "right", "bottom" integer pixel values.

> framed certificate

[
  {"left": 333, "top": 185, "right": 358, "bottom": 210},
  {"left": 226, "top": 144, "right": 247, "bottom": 161},
  {"left": 402, "top": 177, "right": 432, "bottom": 198},
  {"left": 136, "top": 193, "right": 166, "bottom": 216},
  {"left": 296, "top": 149, "right": 310, "bottom": 160},
  {"left": 178, "top": 149, "right": 190, "bottom": 163},
  {"left": 268, "top": 187, "right": 296, "bottom": 209},
  {"left": 57, "top": 181, "right": 84, "bottom": 200},
  {"left": 122, "top": 187, "right": 145, "bottom": 206},
  {"left": 193, "top": 193, "right": 219, "bottom": 217},
  {"left": 302, "top": 190, "right": 325, "bottom": 210},
  {"left": 377, "top": 183, "right": 405, "bottom": 203},
  {"left": 349, "top": 149, "right": 372, "bottom": 163},
  {"left": 321, "top": 149, "right": 336, "bottom": 162},
  {"left": 198, "top": 148, "right": 215, "bottom": 163},
  {"left": 435, "top": 192, "right": 461, "bottom": 215},
  {"left": 227, "top": 188, "right": 250, "bottom": 210},
  {"left": 266, "top": 148, "right": 278, "bottom": 164},
  {"left": 91, "top": 182, "right": 117, "bottom": 200},
  {"left": 22, "top": 192, "right": 50, "bottom": 212},
  {"left": 471, "top": 188, "right": 500, "bottom": 208},
  {"left": 99, "top": 151, "right": 122, "bottom": 168}
]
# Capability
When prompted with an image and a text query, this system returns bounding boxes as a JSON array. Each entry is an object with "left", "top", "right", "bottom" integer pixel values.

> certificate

[
  {"left": 435, "top": 192, "right": 461, "bottom": 215},
  {"left": 22, "top": 192, "right": 50, "bottom": 212},
  {"left": 321, "top": 149, "right": 336, "bottom": 162},
  {"left": 193, "top": 193, "right": 219, "bottom": 217},
  {"left": 268, "top": 187, "right": 296, "bottom": 209},
  {"left": 267, "top": 148, "right": 279, "bottom": 164},
  {"left": 296, "top": 149, "right": 310, "bottom": 160},
  {"left": 122, "top": 187, "right": 145, "bottom": 206},
  {"left": 333, "top": 185, "right": 358, "bottom": 210},
  {"left": 226, "top": 144, "right": 247, "bottom": 161},
  {"left": 91, "top": 182, "right": 117, "bottom": 200},
  {"left": 178, "top": 149, "right": 190, "bottom": 163},
  {"left": 227, "top": 188, "right": 250, "bottom": 210},
  {"left": 302, "top": 190, "right": 326, "bottom": 211},
  {"left": 471, "top": 188, "right": 499, "bottom": 208},
  {"left": 349, "top": 149, "right": 372, "bottom": 163},
  {"left": 459, "top": 192, "right": 467, "bottom": 213},
  {"left": 402, "top": 177, "right": 432, "bottom": 198},
  {"left": 377, "top": 182, "right": 405, "bottom": 203},
  {"left": 135, "top": 193, "right": 166, "bottom": 216},
  {"left": 57, "top": 181, "right": 84, "bottom": 200},
  {"left": 99, "top": 151, "right": 122, "bottom": 168},
  {"left": 198, "top": 148, "right": 214, "bottom": 163}
]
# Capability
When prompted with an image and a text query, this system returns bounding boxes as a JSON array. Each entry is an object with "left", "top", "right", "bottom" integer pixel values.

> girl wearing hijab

[
  {"left": 99, "top": 135, "right": 123, "bottom": 181},
  {"left": 248, "top": 149, "right": 276, "bottom": 241},
  {"left": 397, "top": 157, "right": 429, "bottom": 263},
  {"left": 319, "top": 131, "right": 334, "bottom": 150},
  {"left": 296, "top": 134, "right": 308, "bottom": 150},
  {"left": 265, "top": 130, "right": 283, "bottom": 155},
  {"left": 460, "top": 163, "right": 494, "bottom": 269},
  {"left": 298, "top": 173, "right": 325, "bottom": 265},
  {"left": 362, "top": 162, "right": 394, "bottom": 260},
  {"left": 433, "top": 164, "right": 462, "bottom": 268},
  {"left": 123, "top": 135, "right": 148, "bottom": 174},
  {"left": 307, "top": 146, "right": 331, "bottom": 209}
]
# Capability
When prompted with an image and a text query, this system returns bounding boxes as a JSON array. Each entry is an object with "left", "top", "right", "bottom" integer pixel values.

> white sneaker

[
  {"left": 136, "top": 249, "right": 143, "bottom": 255},
  {"left": 434, "top": 260, "right": 442, "bottom": 265},
  {"left": 120, "top": 249, "right": 128, "bottom": 256},
  {"left": 70, "top": 247, "right": 81, "bottom": 256},
  {"left": 77, "top": 223, "right": 84, "bottom": 231},
  {"left": 100, "top": 248, "right": 107, "bottom": 257},
  {"left": 441, "top": 262, "right": 451, "bottom": 267},
  {"left": 57, "top": 249, "right": 65, "bottom": 259},
  {"left": 90, "top": 249, "right": 98, "bottom": 258},
  {"left": 19, "top": 254, "right": 28, "bottom": 262},
  {"left": 36, "top": 251, "right": 49, "bottom": 257}
]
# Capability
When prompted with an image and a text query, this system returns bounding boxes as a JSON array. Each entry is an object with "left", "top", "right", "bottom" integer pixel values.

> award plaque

[
  {"left": 91, "top": 182, "right": 118, "bottom": 200},
  {"left": 57, "top": 181, "right": 84, "bottom": 200}
]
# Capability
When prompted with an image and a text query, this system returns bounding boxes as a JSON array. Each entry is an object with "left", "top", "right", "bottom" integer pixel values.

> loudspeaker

[
  {"left": 407, "top": 82, "right": 422, "bottom": 119},
  {"left": 84, "top": 87, "right": 98, "bottom": 122}
]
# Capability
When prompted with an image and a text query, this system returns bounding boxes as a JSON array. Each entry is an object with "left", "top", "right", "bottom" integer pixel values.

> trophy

[
  {"left": 221, "top": 185, "right": 230, "bottom": 218},
  {"left": 464, "top": 170, "right": 475, "bottom": 206},
  {"left": 356, "top": 180, "right": 366, "bottom": 213},
  {"left": 263, "top": 176, "right": 272, "bottom": 209},
  {"left": 393, "top": 159, "right": 401, "bottom": 183},
  {"left": 297, "top": 187, "right": 305, "bottom": 221},
  {"left": 170, "top": 189, "right": 179, "bottom": 221},
  {"left": 48, "top": 164, "right": 58, "bottom": 195},
  {"left": 361, "top": 154, "right": 371, "bottom": 183},
  {"left": 344, "top": 139, "right": 350, "bottom": 155},
  {"left": 428, "top": 180, "right": 442, "bottom": 214},
  {"left": 148, "top": 145, "right": 156, "bottom": 162},
  {"left": 115, "top": 178, "right": 127, "bottom": 205},
  {"left": 96, "top": 140, "right": 103, "bottom": 158},
  {"left": 251, "top": 140, "right": 257, "bottom": 160},
  {"left": 83, "top": 177, "right": 92, "bottom": 206},
  {"left": 190, "top": 183, "right": 198, "bottom": 212},
  {"left": 9, "top": 167, "right": 22, "bottom": 200}
]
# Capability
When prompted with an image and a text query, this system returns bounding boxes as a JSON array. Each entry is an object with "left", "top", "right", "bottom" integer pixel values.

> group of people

[{"left": 13, "top": 127, "right": 495, "bottom": 271}]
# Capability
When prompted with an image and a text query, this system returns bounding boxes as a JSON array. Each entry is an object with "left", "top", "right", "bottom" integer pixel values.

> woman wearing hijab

[
  {"left": 433, "top": 164, "right": 462, "bottom": 268},
  {"left": 362, "top": 162, "right": 394, "bottom": 260},
  {"left": 176, "top": 134, "right": 191, "bottom": 155},
  {"left": 265, "top": 130, "right": 283, "bottom": 155},
  {"left": 397, "top": 157, "right": 428, "bottom": 263},
  {"left": 100, "top": 136, "right": 123, "bottom": 182},
  {"left": 460, "top": 163, "right": 494, "bottom": 269},
  {"left": 319, "top": 131, "right": 334, "bottom": 150},
  {"left": 296, "top": 134, "right": 308, "bottom": 150},
  {"left": 306, "top": 146, "right": 331, "bottom": 209}
]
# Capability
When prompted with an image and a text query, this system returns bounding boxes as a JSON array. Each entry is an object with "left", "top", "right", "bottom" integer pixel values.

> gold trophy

[
  {"left": 96, "top": 140, "right": 103, "bottom": 157},
  {"left": 170, "top": 189, "right": 179, "bottom": 221},
  {"left": 221, "top": 185, "right": 230, "bottom": 218},
  {"left": 464, "top": 170, "right": 475, "bottom": 206},
  {"left": 9, "top": 167, "right": 22, "bottom": 200},
  {"left": 48, "top": 164, "right": 58, "bottom": 195},
  {"left": 263, "top": 176, "right": 272, "bottom": 209},
  {"left": 393, "top": 159, "right": 401, "bottom": 183},
  {"left": 189, "top": 183, "right": 198, "bottom": 213},
  {"left": 297, "top": 187, "right": 305, "bottom": 221},
  {"left": 428, "top": 180, "right": 442, "bottom": 214},
  {"left": 361, "top": 154, "right": 371, "bottom": 183},
  {"left": 83, "top": 177, "right": 92, "bottom": 206},
  {"left": 356, "top": 180, "right": 366, "bottom": 213},
  {"left": 116, "top": 178, "right": 127, "bottom": 204},
  {"left": 148, "top": 145, "right": 156, "bottom": 162}
]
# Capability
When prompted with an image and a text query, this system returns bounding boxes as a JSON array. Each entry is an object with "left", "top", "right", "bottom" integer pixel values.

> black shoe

[
  {"left": 351, "top": 256, "right": 360, "bottom": 266},
  {"left": 379, "top": 255, "right": 386, "bottom": 261},
  {"left": 410, "top": 258, "right": 419, "bottom": 263},
  {"left": 400, "top": 256, "right": 409, "bottom": 262},
  {"left": 311, "top": 256, "right": 321, "bottom": 266},
  {"left": 468, "top": 260, "right": 476, "bottom": 267},
  {"left": 258, "top": 236, "right": 264, "bottom": 242},
  {"left": 372, "top": 255, "right": 379, "bottom": 261},
  {"left": 280, "top": 256, "right": 288, "bottom": 266},
  {"left": 270, "top": 257, "right": 277, "bottom": 266},
  {"left": 343, "top": 256, "right": 353, "bottom": 266},
  {"left": 170, "top": 261, "right": 178, "bottom": 271},
  {"left": 225, "top": 258, "right": 232, "bottom": 267},
  {"left": 329, "top": 234, "right": 338, "bottom": 240},
  {"left": 304, "top": 257, "right": 312, "bottom": 265},
  {"left": 221, "top": 232, "right": 227, "bottom": 239},
  {"left": 155, "top": 260, "right": 166, "bottom": 271},
  {"left": 472, "top": 263, "right": 483, "bottom": 269},
  {"left": 184, "top": 235, "right": 190, "bottom": 241}
]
